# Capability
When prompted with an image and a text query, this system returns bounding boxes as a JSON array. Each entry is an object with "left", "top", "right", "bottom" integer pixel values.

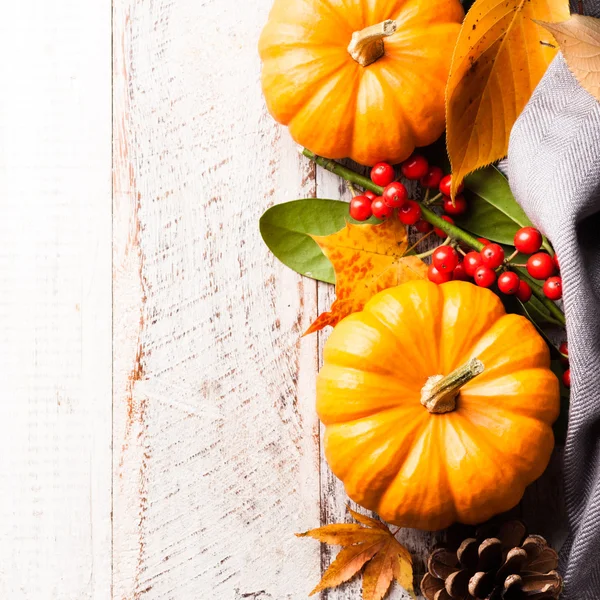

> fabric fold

[{"left": 507, "top": 37, "right": 600, "bottom": 598}]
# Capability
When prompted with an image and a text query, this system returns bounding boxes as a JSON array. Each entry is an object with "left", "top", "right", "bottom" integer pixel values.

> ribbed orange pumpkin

[
  {"left": 258, "top": 0, "right": 464, "bottom": 166},
  {"left": 317, "top": 281, "right": 560, "bottom": 530}
]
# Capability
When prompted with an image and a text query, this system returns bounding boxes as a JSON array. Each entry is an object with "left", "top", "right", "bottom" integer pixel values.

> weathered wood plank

[
  {"left": 0, "top": 1, "right": 112, "bottom": 598},
  {"left": 315, "top": 169, "right": 435, "bottom": 599},
  {"left": 112, "top": 1, "right": 321, "bottom": 598}
]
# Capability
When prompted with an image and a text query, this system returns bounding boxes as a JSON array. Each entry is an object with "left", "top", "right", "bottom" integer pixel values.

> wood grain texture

[
  {"left": 0, "top": 1, "right": 112, "bottom": 599},
  {"left": 3, "top": 0, "right": 565, "bottom": 598},
  {"left": 112, "top": 1, "right": 322, "bottom": 598},
  {"left": 315, "top": 170, "right": 438, "bottom": 600}
]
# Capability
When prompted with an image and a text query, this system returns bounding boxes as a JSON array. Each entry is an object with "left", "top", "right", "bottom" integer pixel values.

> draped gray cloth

[{"left": 507, "top": 8, "right": 600, "bottom": 595}]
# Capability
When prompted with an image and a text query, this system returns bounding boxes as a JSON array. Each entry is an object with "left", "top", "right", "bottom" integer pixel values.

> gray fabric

[{"left": 507, "top": 32, "right": 600, "bottom": 600}]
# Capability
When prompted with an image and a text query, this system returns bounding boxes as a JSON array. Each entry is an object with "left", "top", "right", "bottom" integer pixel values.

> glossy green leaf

[
  {"left": 260, "top": 199, "right": 374, "bottom": 284},
  {"left": 455, "top": 167, "right": 534, "bottom": 245},
  {"left": 466, "top": 167, "right": 533, "bottom": 227}
]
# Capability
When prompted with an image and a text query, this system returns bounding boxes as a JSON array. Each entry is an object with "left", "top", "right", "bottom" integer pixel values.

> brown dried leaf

[
  {"left": 392, "top": 540, "right": 415, "bottom": 598},
  {"left": 362, "top": 540, "right": 397, "bottom": 600},
  {"left": 305, "top": 219, "right": 427, "bottom": 334},
  {"left": 446, "top": 0, "right": 570, "bottom": 197},
  {"left": 348, "top": 507, "right": 389, "bottom": 532},
  {"left": 309, "top": 540, "right": 386, "bottom": 596},
  {"left": 297, "top": 507, "right": 414, "bottom": 599},
  {"left": 538, "top": 15, "right": 600, "bottom": 102}
]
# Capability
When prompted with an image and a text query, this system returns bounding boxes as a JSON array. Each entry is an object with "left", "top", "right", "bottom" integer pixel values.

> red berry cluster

[
  {"left": 348, "top": 161, "right": 563, "bottom": 304},
  {"left": 425, "top": 227, "right": 563, "bottom": 302},
  {"left": 351, "top": 157, "right": 429, "bottom": 224},
  {"left": 514, "top": 227, "right": 562, "bottom": 300},
  {"left": 350, "top": 156, "right": 470, "bottom": 227},
  {"left": 350, "top": 158, "right": 471, "bottom": 233}
]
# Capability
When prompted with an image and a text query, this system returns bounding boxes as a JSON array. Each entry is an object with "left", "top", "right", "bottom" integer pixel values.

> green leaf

[
  {"left": 260, "top": 199, "right": 374, "bottom": 284},
  {"left": 455, "top": 167, "right": 534, "bottom": 245}
]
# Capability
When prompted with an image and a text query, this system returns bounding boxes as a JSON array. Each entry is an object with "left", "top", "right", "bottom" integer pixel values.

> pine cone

[{"left": 421, "top": 520, "right": 563, "bottom": 600}]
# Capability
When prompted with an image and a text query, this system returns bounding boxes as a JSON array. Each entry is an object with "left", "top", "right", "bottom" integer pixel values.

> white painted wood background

[{"left": 0, "top": 1, "right": 566, "bottom": 599}]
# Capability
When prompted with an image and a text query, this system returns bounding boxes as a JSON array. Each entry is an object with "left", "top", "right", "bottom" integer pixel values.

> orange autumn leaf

[
  {"left": 305, "top": 219, "right": 427, "bottom": 334},
  {"left": 297, "top": 508, "right": 414, "bottom": 600},
  {"left": 446, "top": 0, "right": 570, "bottom": 197}
]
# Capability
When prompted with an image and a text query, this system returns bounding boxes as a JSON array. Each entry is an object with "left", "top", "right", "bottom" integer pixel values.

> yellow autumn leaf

[
  {"left": 538, "top": 15, "right": 600, "bottom": 102},
  {"left": 297, "top": 507, "right": 414, "bottom": 599},
  {"left": 305, "top": 219, "right": 427, "bottom": 335},
  {"left": 309, "top": 540, "right": 386, "bottom": 595},
  {"left": 446, "top": 0, "right": 570, "bottom": 197},
  {"left": 296, "top": 523, "right": 388, "bottom": 546}
]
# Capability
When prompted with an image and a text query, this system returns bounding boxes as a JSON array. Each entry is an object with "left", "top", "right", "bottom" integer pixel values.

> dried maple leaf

[
  {"left": 538, "top": 15, "right": 600, "bottom": 102},
  {"left": 446, "top": 0, "right": 570, "bottom": 197},
  {"left": 305, "top": 218, "right": 427, "bottom": 335},
  {"left": 297, "top": 508, "right": 414, "bottom": 600}
]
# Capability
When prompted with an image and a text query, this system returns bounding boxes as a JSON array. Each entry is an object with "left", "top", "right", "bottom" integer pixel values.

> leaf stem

[
  {"left": 420, "top": 205, "right": 484, "bottom": 251},
  {"left": 424, "top": 192, "right": 443, "bottom": 207},
  {"left": 347, "top": 182, "right": 359, "bottom": 198},
  {"left": 404, "top": 229, "right": 434, "bottom": 255},
  {"left": 303, "top": 149, "right": 381, "bottom": 193},
  {"left": 416, "top": 236, "right": 450, "bottom": 259},
  {"left": 507, "top": 249, "right": 520, "bottom": 263},
  {"left": 301, "top": 149, "right": 566, "bottom": 326},
  {"left": 517, "top": 269, "right": 566, "bottom": 326}
]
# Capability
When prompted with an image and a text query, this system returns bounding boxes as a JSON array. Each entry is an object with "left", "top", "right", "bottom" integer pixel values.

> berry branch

[{"left": 302, "top": 148, "right": 566, "bottom": 327}]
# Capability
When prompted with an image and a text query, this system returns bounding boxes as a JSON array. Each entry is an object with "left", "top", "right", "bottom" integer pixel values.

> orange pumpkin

[
  {"left": 317, "top": 281, "right": 560, "bottom": 530},
  {"left": 258, "top": 0, "right": 464, "bottom": 166}
]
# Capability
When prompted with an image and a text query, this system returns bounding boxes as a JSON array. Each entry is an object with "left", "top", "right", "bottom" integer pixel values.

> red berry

[
  {"left": 443, "top": 195, "right": 468, "bottom": 216},
  {"left": 439, "top": 174, "right": 464, "bottom": 197},
  {"left": 371, "top": 197, "right": 393, "bottom": 219},
  {"left": 432, "top": 246, "right": 459, "bottom": 272},
  {"left": 420, "top": 166, "right": 444, "bottom": 189},
  {"left": 463, "top": 251, "right": 483, "bottom": 276},
  {"left": 543, "top": 276, "right": 563, "bottom": 300},
  {"left": 559, "top": 341, "right": 568, "bottom": 365},
  {"left": 516, "top": 280, "right": 532, "bottom": 303},
  {"left": 415, "top": 219, "right": 433, "bottom": 233},
  {"left": 480, "top": 243, "right": 505, "bottom": 269},
  {"left": 370, "top": 162, "right": 395, "bottom": 187},
  {"left": 398, "top": 200, "right": 422, "bottom": 225},
  {"left": 452, "top": 262, "right": 471, "bottom": 281},
  {"left": 474, "top": 266, "right": 497, "bottom": 288},
  {"left": 364, "top": 190, "right": 377, "bottom": 201},
  {"left": 382, "top": 182, "right": 408, "bottom": 208},
  {"left": 563, "top": 369, "right": 571, "bottom": 387},
  {"left": 514, "top": 227, "right": 543, "bottom": 254},
  {"left": 401, "top": 154, "right": 429, "bottom": 180},
  {"left": 497, "top": 271, "right": 520, "bottom": 295},
  {"left": 554, "top": 254, "right": 560, "bottom": 271},
  {"left": 349, "top": 196, "right": 372, "bottom": 221},
  {"left": 477, "top": 237, "right": 491, "bottom": 247},
  {"left": 434, "top": 215, "right": 454, "bottom": 238},
  {"left": 428, "top": 264, "right": 453, "bottom": 285},
  {"left": 527, "top": 253, "right": 555, "bottom": 280}
]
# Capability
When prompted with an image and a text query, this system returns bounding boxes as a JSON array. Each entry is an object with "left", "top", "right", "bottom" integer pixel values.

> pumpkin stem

[
  {"left": 420, "top": 358, "right": 484, "bottom": 414},
  {"left": 347, "top": 20, "right": 397, "bottom": 67}
]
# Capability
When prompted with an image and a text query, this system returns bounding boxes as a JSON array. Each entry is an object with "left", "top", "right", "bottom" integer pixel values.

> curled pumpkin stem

[
  {"left": 421, "top": 358, "right": 485, "bottom": 414},
  {"left": 347, "top": 19, "right": 397, "bottom": 67}
]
